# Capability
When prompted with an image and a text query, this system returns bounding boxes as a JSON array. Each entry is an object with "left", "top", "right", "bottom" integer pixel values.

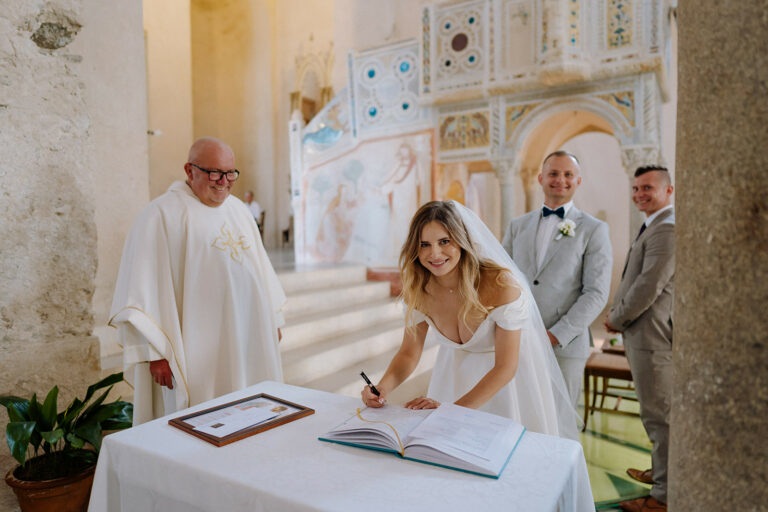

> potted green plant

[{"left": 1, "top": 371, "right": 132, "bottom": 512}]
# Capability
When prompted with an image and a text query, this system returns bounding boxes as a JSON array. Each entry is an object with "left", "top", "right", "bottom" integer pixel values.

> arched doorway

[{"left": 512, "top": 109, "right": 631, "bottom": 313}]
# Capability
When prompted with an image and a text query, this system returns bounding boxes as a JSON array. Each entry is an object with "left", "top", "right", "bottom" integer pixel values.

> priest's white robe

[{"left": 109, "top": 181, "right": 286, "bottom": 425}]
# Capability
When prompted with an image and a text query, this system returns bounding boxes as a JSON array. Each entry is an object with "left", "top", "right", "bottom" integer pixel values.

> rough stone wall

[
  {"left": 0, "top": 2, "right": 99, "bottom": 504},
  {"left": 0, "top": 1, "right": 148, "bottom": 508},
  {"left": 671, "top": 1, "right": 768, "bottom": 510},
  {"left": 0, "top": 1, "right": 101, "bottom": 391}
]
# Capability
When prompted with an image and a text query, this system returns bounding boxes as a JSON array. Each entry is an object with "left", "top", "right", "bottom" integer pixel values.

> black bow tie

[{"left": 542, "top": 206, "right": 565, "bottom": 219}]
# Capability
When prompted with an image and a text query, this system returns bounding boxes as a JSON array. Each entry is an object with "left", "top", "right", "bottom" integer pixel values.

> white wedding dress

[
  {"left": 410, "top": 297, "right": 563, "bottom": 437},
  {"left": 407, "top": 201, "right": 579, "bottom": 439}
]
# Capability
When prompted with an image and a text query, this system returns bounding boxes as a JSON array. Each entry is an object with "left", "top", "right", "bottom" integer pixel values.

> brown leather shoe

[
  {"left": 619, "top": 496, "right": 667, "bottom": 511},
  {"left": 626, "top": 467, "right": 653, "bottom": 484}
]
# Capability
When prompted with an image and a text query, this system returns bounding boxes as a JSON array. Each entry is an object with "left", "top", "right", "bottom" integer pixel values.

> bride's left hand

[{"left": 404, "top": 396, "right": 441, "bottom": 410}]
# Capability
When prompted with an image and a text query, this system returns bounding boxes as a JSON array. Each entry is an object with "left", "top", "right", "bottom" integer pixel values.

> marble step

[
  {"left": 282, "top": 281, "right": 391, "bottom": 320},
  {"left": 281, "top": 319, "right": 403, "bottom": 386},
  {"left": 300, "top": 343, "right": 439, "bottom": 405},
  {"left": 277, "top": 264, "right": 368, "bottom": 295},
  {"left": 280, "top": 299, "right": 402, "bottom": 351}
]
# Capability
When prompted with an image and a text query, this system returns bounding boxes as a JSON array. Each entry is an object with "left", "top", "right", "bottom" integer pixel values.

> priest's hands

[
  {"left": 404, "top": 396, "right": 440, "bottom": 410},
  {"left": 150, "top": 359, "right": 174, "bottom": 389},
  {"left": 361, "top": 386, "right": 386, "bottom": 407}
]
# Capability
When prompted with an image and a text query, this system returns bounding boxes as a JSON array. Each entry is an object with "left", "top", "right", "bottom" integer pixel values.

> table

[
  {"left": 89, "top": 382, "right": 595, "bottom": 512},
  {"left": 600, "top": 339, "right": 626, "bottom": 356}
]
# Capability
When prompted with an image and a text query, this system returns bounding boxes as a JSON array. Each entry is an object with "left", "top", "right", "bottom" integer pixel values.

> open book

[{"left": 319, "top": 403, "right": 525, "bottom": 478}]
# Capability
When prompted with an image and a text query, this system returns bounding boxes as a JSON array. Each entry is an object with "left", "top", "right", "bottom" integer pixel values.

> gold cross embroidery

[{"left": 211, "top": 223, "right": 250, "bottom": 263}]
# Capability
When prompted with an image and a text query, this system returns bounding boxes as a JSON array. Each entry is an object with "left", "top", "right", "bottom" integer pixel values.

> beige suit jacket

[{"left": 609, "top": 208, "right": 675, "bottom": 351}]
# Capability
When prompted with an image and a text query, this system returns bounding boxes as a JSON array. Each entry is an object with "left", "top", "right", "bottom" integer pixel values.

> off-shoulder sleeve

[
  {"left": 402, "top": 301, "right": 428, "bottom": 327},
  {"left": 488, "top": 293, "right": 530, "bottom": 331}
]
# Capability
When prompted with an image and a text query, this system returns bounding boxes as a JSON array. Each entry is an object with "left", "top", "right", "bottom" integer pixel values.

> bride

[{"left": 361, "top": 200, "right": 579, "bottom": 439}]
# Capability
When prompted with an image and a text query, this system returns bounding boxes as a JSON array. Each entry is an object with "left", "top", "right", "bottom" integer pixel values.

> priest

[{"left": 110, "top": 137, "right": 286, "bottom": 425}]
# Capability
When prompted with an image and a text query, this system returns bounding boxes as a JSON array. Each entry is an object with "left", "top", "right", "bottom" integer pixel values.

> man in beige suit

[{"left": 606, "top": 165, "right": 674, "bottom": 512}]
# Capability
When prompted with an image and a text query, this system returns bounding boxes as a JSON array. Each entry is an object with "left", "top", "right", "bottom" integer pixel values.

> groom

[
  {"left": 605, "top": 166, "right": 674, "bottom": 512},
  {"left": 502, "top": 151, "right": 612, "bottom": 411}
]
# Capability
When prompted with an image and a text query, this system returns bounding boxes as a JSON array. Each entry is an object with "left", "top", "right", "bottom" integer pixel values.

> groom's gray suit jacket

[{"left": 502, "top": 207, "right": 612, "bottom": 359}]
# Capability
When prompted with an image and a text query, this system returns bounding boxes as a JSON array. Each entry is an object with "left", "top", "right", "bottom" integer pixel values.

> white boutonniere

[{"left": 555, "top": 219, "right": 576, "bottom": 240}]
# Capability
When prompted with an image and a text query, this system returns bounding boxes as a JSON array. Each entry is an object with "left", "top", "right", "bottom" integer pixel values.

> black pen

[{"left": 360, "top": 371, "right": 380, "bottom": 396}]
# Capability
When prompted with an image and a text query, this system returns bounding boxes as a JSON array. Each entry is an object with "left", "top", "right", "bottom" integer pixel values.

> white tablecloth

[{"left": 89, "top": 381, "right": 595, "bottom": 512}]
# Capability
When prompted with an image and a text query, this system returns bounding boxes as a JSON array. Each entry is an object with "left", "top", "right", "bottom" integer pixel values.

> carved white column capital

[
  {"left": 620, "top": 145, "right": 665, "bottom": 176},
  {"left": 493, "top": 159, "right": 521, "bottom": 186}
]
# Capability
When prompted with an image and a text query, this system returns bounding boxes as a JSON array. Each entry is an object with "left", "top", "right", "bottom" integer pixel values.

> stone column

[
  {"left": 670, "top": 2, "right": 768, "bottom": 510},
  {"left": 494, "top": 159, "right": 520, "bottom": 230},
  {"left": 621, "top": 145, "right": 663, "bottom": 238},
  {"left": 1, "top": 2, "right": 148, "bottom": 509},
  {"left": 519, "top": 166, "right": 539, "bottom": 213}
]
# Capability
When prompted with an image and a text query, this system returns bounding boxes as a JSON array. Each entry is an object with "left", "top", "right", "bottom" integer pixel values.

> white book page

[
  {"left": 325, "top": 406, "right": 432, "bottom": 449},
  {"left": 405, "top": 404, "right": 523, "bottom": 462}
]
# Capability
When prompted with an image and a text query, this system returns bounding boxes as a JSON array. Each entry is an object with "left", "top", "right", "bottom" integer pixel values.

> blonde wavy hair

[{"left": 399, "top": 201, "right": 512, "bottom": 330}]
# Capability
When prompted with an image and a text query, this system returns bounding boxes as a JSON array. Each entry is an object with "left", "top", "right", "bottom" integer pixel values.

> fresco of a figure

[{"left": 304, "top": 132, "right": 432, "bottom": 266}]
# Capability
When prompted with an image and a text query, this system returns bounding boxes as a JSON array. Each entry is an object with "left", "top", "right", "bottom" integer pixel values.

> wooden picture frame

[{"left": 168, "top": 393, "right": 315, "bottom": 447}]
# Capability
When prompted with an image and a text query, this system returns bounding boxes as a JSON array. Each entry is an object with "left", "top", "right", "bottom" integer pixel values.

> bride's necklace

[{"left": 433, "top": 279, "right": 457, "bottom": 294}]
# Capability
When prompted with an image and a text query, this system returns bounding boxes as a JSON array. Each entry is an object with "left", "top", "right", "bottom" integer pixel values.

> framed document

[{"left": 169, "top": 394, "right": 315, "bottom": 446}]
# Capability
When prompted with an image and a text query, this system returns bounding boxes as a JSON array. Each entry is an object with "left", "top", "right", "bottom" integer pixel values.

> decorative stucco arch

[
  {"left": 494, "top": 78, "right": 664, "bottom": 234},
  {"left": 508, "top": 97, "right": 628, "bottom": 216},
  {"left": 507, "top": 95, "right": 634, "bottom": 157}
]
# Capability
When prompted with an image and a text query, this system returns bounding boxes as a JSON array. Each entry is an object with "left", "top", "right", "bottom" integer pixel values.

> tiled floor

[{"left": 579, "top": 393, "right": 652, "bottom": 510}]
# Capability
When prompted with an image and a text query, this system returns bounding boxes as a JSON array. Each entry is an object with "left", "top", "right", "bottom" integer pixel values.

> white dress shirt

[
  {"left": 535, "top": 201, "right": 574, "bottom": 270},
  {"left": 644, "top": 204, "right": 673, "bottom": 226}
]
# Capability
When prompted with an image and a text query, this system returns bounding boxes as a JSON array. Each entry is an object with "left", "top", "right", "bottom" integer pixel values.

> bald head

[
  {"left": 184, "top": 137, "right": 237, "bottom": 207},
  {"left": 542, "top": 150, "right": 580, "bottom": 169},
  {"left": 188, "top": 137, "right": 234, "bottom": 164}
]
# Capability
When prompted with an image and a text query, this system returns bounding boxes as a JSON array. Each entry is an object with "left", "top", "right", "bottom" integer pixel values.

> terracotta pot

[{"left": 5, "top": 464, "right": 96, "bottom": 512}]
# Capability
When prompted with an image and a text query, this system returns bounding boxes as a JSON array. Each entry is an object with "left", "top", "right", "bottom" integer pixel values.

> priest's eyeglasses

[{"left": 189, "top": 163, "right": 240, "bottom": 182}]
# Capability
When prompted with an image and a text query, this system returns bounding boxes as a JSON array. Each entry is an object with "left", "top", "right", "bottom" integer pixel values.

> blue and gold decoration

[{"left": 607, "top": 0, "right": 633, "bottom": 48}]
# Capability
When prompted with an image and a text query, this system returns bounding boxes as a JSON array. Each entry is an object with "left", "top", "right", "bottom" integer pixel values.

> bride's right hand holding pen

[{"left": 360, "top": 371, "right": 386, "bottom": 407}]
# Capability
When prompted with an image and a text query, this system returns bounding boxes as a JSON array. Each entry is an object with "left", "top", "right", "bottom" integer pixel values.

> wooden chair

[{"left": 582, "top": 348, "right": 639, "bottom": 431}]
